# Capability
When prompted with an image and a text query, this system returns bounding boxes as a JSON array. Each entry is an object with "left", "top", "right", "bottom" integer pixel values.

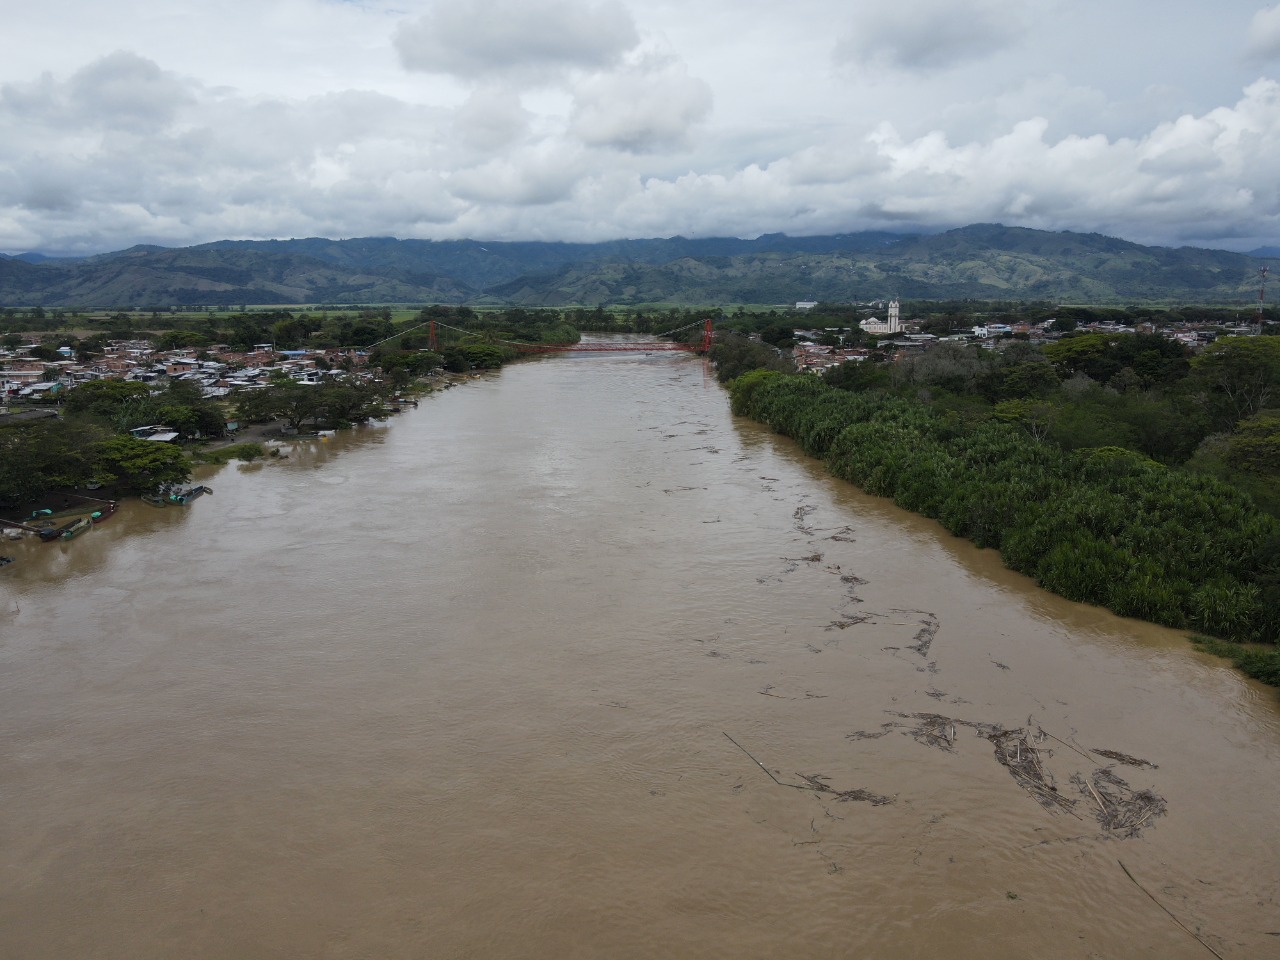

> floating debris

[
  {"left": 796, "top": 772, "right": 833, "bottom": 791},
  {"left": 824, "top": 616, "right": 871, "bottom": 631},
  {"left": 834, "top": 788, "right": 894, "bottom": 806},
  {"left": 1118, "top": 860, "right": 1229, "bottom": 960},
  {"left": 723, "top": 733, "right": 894, "bottom": 805},
  {"left": 796, "top": 774, "right": 895, "bottom": 805},
  {"left": 846, "top": 722, "right": 899, "bottom": 741},
  {"left": 988, "top": 728, "right": 1080, "bottom": 816},
  {"left": 906, "top": 614, "right": 940, "bottom": 657},
  {"left": 896, "top": 711, "right": 960, "bottom": 751},
  {"left": 1072, "top": 768, "right": 1166, "bottom": 836},
  {"left": 1092, "top": 749, "right": 1158, "bottom": 769},
  {"left": 880, "top": 712, "right": 1165, "bottom": 833},
  {"left": 793, "top": 504, "right": 817, "bottom": 534},
  {"left": 783, "top": 553, "right": 824, "bottom": 564}
]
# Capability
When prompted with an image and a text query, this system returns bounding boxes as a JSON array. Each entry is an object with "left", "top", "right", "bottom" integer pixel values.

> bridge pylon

[{"left": 702, "top": 317, "right": 713, "bottom": 353}]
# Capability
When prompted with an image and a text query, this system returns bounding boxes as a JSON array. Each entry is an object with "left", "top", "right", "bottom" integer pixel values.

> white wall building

[{"left": 860, "top": 299, "right": 901, "bottom": 335}]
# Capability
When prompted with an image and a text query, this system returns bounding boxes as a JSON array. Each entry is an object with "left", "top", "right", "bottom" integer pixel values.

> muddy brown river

[{"left": 2, "top": 348, "right": 1278, "bottom": 959}]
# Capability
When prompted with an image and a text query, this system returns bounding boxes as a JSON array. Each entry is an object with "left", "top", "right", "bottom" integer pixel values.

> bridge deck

[{"left": 511, "top": 342, "right": 693, "bottom": 353}]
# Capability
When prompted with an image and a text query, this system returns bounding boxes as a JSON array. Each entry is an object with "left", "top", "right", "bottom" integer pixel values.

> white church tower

[{"left": 860, "top": 298, "right": 902, "bottom": 335}]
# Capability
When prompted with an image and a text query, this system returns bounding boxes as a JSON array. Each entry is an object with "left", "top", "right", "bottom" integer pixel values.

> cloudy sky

[{"left": 2, "top": 0, "right": 1279, "bottom": 256}]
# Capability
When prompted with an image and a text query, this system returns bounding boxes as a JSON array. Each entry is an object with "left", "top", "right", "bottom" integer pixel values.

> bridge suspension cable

[{"left": 653, "top": 317, "right": 711, "bottom": 338}]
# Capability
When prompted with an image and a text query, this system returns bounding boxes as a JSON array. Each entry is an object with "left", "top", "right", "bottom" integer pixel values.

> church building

[{"left": 860, "top": 299, "right": 902, "bottom": 335}]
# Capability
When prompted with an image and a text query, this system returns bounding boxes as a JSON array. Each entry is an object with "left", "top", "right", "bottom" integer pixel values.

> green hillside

[{"left": 0, "top": 225, "right": 1268, "bottom": 308}]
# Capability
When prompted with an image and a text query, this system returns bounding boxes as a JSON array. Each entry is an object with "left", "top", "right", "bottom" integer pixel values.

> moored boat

[
  {"left": 168, "top": 485, "right": 212, "bottom": 505},
  {"left": 61, "top": 517, "right": 92, "bottom": 540},
  {"left": 39, "top": 520, "right": 73, "bottom": 541},
  {"left": 91, "top": 502, "right": 118, "bottom": 523}
]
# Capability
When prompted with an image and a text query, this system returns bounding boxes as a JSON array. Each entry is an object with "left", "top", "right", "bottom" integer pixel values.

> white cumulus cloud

[
  {"left": 452, "top": 86, "right": 534, "bottom": 152},
  {"left": 1, "top": 1, "right": 1279, "bottom": 254},
  {"left": 394, "top": 0, "right": 639, "bottom": 82},
  {"left": 834, "top": 0, "right": 1033, "bottom": 72},
  {"left": 1247, "top": 3, "right": 1280, "bottom": 60},
  {"left": 569, "top": 56, "right": 712, "bottom": 151}
]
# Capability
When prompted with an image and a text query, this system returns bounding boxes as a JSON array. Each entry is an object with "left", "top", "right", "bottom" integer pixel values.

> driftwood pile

[
  {"left": 864, "top": 712, "right": 1166, "bottom": 837},
  {"left": 1072, "top": 768, "right": 1167, "bottom": 837},
  {"left": 987, "top": 726, "right": 1079, "bottom": 816}
]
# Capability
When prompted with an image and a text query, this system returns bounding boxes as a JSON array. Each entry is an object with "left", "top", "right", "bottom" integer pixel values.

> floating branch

[
  {"left": 1118, "top": 860, "right": 1227, "bottom": 960},
  {"left": 722, "top": 732, "right": 894, "bottom": 804},
  {"left": 1092, "top": 749, "right": 1158, "bottom": 769},
  {"left": 723, "top": 732, "right": 796, "bottom": 789}
]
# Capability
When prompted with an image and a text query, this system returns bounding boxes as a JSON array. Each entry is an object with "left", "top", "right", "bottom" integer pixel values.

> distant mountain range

[{"left": 0, "top": 225, "right": 1272, "bottom": 308}]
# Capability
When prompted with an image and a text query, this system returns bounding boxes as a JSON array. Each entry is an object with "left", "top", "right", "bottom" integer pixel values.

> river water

[{"left": 2, "top": 348, "right": 1278, "bottom": 959}]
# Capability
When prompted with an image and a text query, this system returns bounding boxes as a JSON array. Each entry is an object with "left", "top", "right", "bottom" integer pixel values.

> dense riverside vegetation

[
  {"left": 0, "top": 416, "right": 190, "bottom": 505},
  {"left": 0, "top": 378, "right": 236, "bottom": 504},
  {"left": 729, "top": 370, "right": 1280, "bottom": 649},
  {"left": 718, "top": 329, "right": 1280, "bottom": 516}
]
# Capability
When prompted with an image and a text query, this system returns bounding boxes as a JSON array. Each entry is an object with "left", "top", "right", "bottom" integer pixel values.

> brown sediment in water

[{"left": 0, "top": 348, "right": 1275, "bottom": 960}]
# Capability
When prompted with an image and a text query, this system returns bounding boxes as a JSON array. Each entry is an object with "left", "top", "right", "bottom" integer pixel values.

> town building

[{"left": 860, "top": 299, "right": 902, "bottom": 335}]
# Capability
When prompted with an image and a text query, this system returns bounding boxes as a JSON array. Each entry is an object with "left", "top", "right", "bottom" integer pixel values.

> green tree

[
  {"left": 1225, "top": 413, "right": 1280, "bottom": 474},
  {"left": 0, "top": 418, "right": 108, "bottom": 504},
  {"left": 825, "top": 358, "right": 891, "bottom": 393},
  {"left": 895, "top": 342, "right": 990, "bottom": 394},
  {"left": 154, "top": 330, "right": 211, "bottom": 351},
  {"left": 708, "top": 334, "right": 794, "bottom": 383},
  {"left": 1192, "top": 337, "right": 1280, "bottom": 422},
  {"left": 315, "top": 380, "right": 385, "bottom": 425},
  {"left": 993, "top": 398, "right": 1058, "bottom": 441},
  {"left": 267, "top": 382, "right": 323, "bottom": 431},
  {"left": 63, "top": 380, "right": 153, "bottom": 423},
  {"left": 94, "top": 435, "right": 191, "bottom": 493},
  {"left": 760, "top": 324, "right": 796, "bottom": 349}
]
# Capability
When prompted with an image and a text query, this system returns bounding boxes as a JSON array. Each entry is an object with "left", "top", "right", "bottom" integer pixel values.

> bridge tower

[
  {"left": 429, "top": 319, "right": 438, "bottom": 353},
  {"left": 702, "top": 317, "right": 713, "bottom": 353}
]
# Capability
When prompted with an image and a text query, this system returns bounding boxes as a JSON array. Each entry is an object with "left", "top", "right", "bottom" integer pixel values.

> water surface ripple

[{"left": 2, "top": 349, "right": 1277, "bottom": 959}]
